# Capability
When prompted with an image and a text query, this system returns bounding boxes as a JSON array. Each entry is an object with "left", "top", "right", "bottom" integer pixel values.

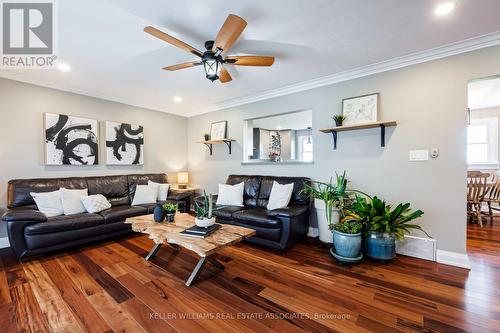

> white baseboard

[
  {"left": 0, "top": 237, "right": 10, "bottom": 249},
  {"left": 307, "top": 227, "right": 319, "bottom": 238},
  {"left": 436, "top": 250, "right": 470, "bottom": 269}
]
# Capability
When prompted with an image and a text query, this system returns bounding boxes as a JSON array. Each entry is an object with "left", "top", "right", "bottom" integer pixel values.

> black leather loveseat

[
  {"left": 195, "top": 175, "right": 310, "bottom": 251},
  {"left": 2, "top": 173, "right": 190, "bottom": 260}
]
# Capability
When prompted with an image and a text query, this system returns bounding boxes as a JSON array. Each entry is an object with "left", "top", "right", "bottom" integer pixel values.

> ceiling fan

[{"left": 144, "top": 14, "right": 274, "bottom": 83}]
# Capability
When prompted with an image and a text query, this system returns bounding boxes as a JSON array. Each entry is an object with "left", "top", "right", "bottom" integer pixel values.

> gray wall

[
  {"left": 187, "top": 45, "right": 500, "bottom": 254},
  {"left": 0, "top": 78, "right": 188, "bottom": 237}
]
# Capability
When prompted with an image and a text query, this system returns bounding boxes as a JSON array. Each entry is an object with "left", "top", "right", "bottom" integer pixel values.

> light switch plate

[{"left": 409, "top": 150, "right": 429, "bottom": 161}]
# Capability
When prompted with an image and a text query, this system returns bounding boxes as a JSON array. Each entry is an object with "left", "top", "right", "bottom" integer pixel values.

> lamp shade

[{"left": 177, "top": 172, "right": 189, "bottom": 184}]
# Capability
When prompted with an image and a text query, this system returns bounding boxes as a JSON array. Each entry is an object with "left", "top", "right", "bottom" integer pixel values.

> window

[{"left": 467, "top": 117, "right": 498, "bottom": 165}]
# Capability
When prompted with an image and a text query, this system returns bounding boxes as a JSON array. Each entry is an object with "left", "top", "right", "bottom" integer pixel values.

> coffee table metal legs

[
  {"left": 145, "top": 243, "right": 225, "bottom": 287},
  {"left": 145, "top": 243, "right": 162, "bottom": 260},
  {"left": 145, "top": 243, "right": 180, "bottom": 261},
  {"left": 185, "top": 256, "right": 225, "bottom": 287}
]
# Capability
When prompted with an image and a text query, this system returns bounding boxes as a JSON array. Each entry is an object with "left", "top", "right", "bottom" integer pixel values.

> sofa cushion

[
  {"left": 213, "top": 206, "right": 246, "bottom": 219},
  {"left": 127, "top": 174, "right": 167, "bottom": 201},
  {"left": 257, "top": 176, "right": 309, "bottom": 208},
  {"left": 99, "top": 205, "right": 147, "bottom": 224},
  {"left": 217, "top": 218, "right": 281, "bottom": 242},
  {"left": 87, "top": 175, "right": 129, "bottom": 206},
  {"left": 226, "top": 175, "right": 262, "bottom": 207},
  {"left": 25, "top": 213, "right": 104, "bottom": 235},
  {"left": 232, "top": 208, "right": 281, "bottom": 229},
  {"left": 7, "top": 177, "right": 87, "bottom": 208}
]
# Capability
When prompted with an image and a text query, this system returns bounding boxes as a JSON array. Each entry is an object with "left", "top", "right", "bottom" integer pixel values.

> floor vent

[{"left": 396, "top": 235, "right": 436, "bottom": 261}]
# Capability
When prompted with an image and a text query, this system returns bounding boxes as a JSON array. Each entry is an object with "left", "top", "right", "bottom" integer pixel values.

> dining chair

[
  {"left": 485, "top": 179, "right": 500, "bottom": 224},
  {"left": 467, "top": 175, "right": 489, "bottom": 227}
]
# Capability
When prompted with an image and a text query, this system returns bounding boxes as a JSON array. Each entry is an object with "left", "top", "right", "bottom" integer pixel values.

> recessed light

[
  {"left": 57, "top": 63, "right": 71, "bottom": 72},
  {"left": 173, "top": 96, "right": 182, "bottom": 103},
  {"left": 434, "top": 2, "right": 456, "bottom": 16}
]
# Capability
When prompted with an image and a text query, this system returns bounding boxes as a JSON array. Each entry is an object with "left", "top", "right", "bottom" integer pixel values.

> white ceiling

[
  {"left": 1, "top": 0, "right": 500, "bottom": 117},
  {"left": 468, "top": 76, "right": 500, "bottom": 109}
]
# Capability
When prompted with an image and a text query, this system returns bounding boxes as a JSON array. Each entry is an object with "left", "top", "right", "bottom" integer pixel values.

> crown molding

[{"left": 209, "top": 31, "right": 500, "bottom": 113}]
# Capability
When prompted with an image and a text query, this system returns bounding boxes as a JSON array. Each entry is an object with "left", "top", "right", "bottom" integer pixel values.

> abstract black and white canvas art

[
  {"left": 44, "top": 113, "right": 99, "bottom": 165},
  {"left": 105, "top": 121, "right": 144, "bottom": 165}
]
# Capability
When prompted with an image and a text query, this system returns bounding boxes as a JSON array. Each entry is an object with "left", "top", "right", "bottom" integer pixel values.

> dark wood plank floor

[{"left": 0, "top": 219, "right": 499, "bottom": 333}]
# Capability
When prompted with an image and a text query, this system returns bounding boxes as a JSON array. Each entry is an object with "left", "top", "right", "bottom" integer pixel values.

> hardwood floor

[{"left": 0, "top": 220, "right": 499, "bottom": 333}]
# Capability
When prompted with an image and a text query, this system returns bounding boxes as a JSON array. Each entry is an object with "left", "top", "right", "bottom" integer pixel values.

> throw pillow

[
  {"left": 266, "top": 181, "right": 294, "bottom": 210},
  {"left": 60, "top": 188, "right": 88, "bottom": 215},
  {"left": 216, "top": 182, "right": 244, "bottom": 207},
  {"left": 148, "top": 180, "right": 170, "bottom": 201},
  {"left": 81, "top": 194, "right": 111, "bottom": 213},
  {"left": 30, "top": 190, "right": 64, "bottom": 217},
  {"left": 132, "top": 184, "right": 158, "bottom": 205}
]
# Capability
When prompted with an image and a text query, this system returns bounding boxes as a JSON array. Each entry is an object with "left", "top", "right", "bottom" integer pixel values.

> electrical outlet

[{"left": 409, "top": 150, "right": 429, "bottom": 161}]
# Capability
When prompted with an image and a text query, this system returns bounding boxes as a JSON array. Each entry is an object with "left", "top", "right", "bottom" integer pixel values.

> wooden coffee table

[{"left": 124, "top": 213, "right": 256, "bottom": 286}]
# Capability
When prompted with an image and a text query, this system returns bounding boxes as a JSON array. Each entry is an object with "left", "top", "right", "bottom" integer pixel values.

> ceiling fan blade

[
  {"left": 224, "top": 56, "right": 274, "bottom": 66},
  {"left": 162, "top": 61, "right": 202, "bottom": 71},
  {"left": 213, "top": 14, "right": 247, "bottom": 53},
  {"left": 219, "top": 67, "right": 232, "bottom": 83},
  {"left": 144, "top": 26, "right": 203, "bottom": 57}
]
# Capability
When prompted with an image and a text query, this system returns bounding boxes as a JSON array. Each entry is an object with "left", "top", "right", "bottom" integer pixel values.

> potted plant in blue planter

[
  {"left": 330, "top": 221, "right": 363, "bottom": 263},
  {"left": 162, "top": 202, "right": 178, "bottom": 223},
  {"left": 343, "top": 196, "right": 430, "bottom": 262}
]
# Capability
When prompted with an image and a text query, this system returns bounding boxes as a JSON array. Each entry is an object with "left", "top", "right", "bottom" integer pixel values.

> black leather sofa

[
  {"left": 2, "top": 173, "right": 190, "bottom": 260},
  {"left": 195, "top": 175, "right": 310, "bottom": 251}
]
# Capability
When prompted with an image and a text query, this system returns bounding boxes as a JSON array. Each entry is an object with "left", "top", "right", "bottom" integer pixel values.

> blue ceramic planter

[
  {"left": 364, "top": 232, "right": 396, "bottom": 261},
  {"left": 333, "top": 230, "right": 362, "bottom": 258},
  {"left": 153, "top": 203, "right": 165, "bottom": 222}
]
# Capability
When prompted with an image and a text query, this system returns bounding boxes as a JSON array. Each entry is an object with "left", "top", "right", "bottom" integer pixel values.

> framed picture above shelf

[
  {"left": 320, "top": 120, "right": 397, "bottom": 150},
  {"left": 199, "top": 139, "right": 236, "bottom": 155}
]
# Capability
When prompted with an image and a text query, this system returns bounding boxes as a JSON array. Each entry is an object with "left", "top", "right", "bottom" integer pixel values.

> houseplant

[
  {"left": 301, "top": 172, "right": 358, "bottom": 243},
  {"left": 203, "top": 133, "right": 210, "bottom": 141},
  {"left": 333, "top": 114, "right": 346, "bottom": 127},
  {"left": 162, "top": 202, "right": 178, "bottom": 223},
  {"left": 342, "top": 196, "right": 429, "bottom": 261},
  {"left": 194, "top": 191, "right": 216, "bottom": 227},
  {"left": 331, "top": 221, "right": 363, "bottom": 262}
]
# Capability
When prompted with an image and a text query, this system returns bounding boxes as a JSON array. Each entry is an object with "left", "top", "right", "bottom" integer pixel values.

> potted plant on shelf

[
  {"left": 301, "top": 172, "right": 360, "bottom": 243},
  {"left": 331, "top": 221, "right": 364, "bottom": 263},
  {"left": 162, "top": 202, "right": 178, "bottom": 223},
  {"left": 333, "top": 114, "right": 346, "bottom": 127},
  {"left": 203, "top": 133, "right": 210, "bottom": 141},
  {"left": 194, "top": 191, "right": 216, "bottom": 227},
  {"left": 343, "top": 196, "right": 430, "bottom": 261}
]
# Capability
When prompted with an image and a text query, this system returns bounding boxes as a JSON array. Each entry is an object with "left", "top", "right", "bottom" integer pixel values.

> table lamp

[{"left": 177, "top": 172, "right": 189, "bottom": 189}]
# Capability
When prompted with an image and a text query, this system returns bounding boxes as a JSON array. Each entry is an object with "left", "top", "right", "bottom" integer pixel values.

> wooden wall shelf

[
  {"left": 199, "top": 139, "right": 236, "bottom": 155},
  {"left": 319, "top": 120, "right": 397, "bottom": 150}
]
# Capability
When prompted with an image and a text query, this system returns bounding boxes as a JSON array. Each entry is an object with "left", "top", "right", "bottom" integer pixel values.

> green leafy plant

[
  {"left": 162, "top": 202, "right": 178, "bottom": 213},
  {"left": 195, "top": 190, "right": 213, "bottom": 219},
  {"left": 332, "top": 114, "right": 346, "bottom": 122},
  {"left": 342, "top": 196, "right": 430, "bottom": 240},
  {"left": 301, "top": 172, "right": 366, "bottom": 228},
  {"left": 333, "top": 221, "right": 363, "bottom": 234}
]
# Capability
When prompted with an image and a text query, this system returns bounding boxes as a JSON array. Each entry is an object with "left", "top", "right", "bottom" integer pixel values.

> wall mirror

[{"left": 243, "top": 110, "right": 313, "bottom": 164}]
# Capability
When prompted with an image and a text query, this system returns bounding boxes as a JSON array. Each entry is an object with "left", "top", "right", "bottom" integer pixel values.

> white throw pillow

[
  {"left": 266, "top": 181, "right": 294, "bottom": 210},
  {"left": 216, "top": 182, "right": 244, "bottom": 207},
  {"left": 132, "top": 184, "right": 158, "bottom": 205},
  {"left": 60, "top": 188, "right": 88, "bottom": 215},
  {"left": 148, "top": 180, "right": 170, "bottom": 201},
  {"left": 81, "top": 194, "right": 111, "bottom": 213},
  {"left": 30, "top": 190, "right": 63, "bottom": 217}
]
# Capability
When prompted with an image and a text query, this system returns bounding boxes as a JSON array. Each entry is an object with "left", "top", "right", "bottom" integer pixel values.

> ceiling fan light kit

[{"left": 144, "top": 14, "right": 275, "bottom": 83}]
